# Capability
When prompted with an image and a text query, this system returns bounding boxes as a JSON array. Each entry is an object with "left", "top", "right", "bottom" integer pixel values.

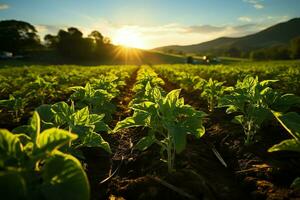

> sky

[{"left": 0, "top": 0, "right": 299, "bottom": 49}]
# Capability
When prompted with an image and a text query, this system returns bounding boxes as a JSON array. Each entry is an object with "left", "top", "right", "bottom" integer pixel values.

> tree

[
  {"left": 55, "top": 27, "right": 93, "bottom": 60},
  {"left": 44, "top": 34, "right": 58, "bottom": 48},
  {"left": 266, "top": 45, "right": 290, "bottom": 60},
  {"left": 88, "top": 31, "right": 104, "bottom": 44},
  {"left": 250, "top": 49, "right": 267, "bottom": 60},
  {"left": 0, "top": 20, "right": 40, "bottom": 54},
  {"left": 43, "top": 26, "right": 113, "bottom": 61},
  {"left": 290, "top": 36, "right": 300, "bottom": 59},
  {"left": 186, "top": 56, "right": 194, "bottom": 64},
  {"left": 226, "top": 47, "right": 241, "bottom": 57}
]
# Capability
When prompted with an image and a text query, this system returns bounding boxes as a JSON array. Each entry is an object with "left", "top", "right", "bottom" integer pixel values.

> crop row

[
  {"left": 0, "top": 65, "right": 136, "bottom": 200},
  {"left": 1, "top": 63, "right": 300, "bottom": 199},
  {"left": 154, "top": 64, "right": 300, "bottom": 189}
]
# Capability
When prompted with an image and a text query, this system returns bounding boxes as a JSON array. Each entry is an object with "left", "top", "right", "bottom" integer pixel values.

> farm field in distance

[{"left": 1, "top": 60, "right": 300, "bottom": 200}]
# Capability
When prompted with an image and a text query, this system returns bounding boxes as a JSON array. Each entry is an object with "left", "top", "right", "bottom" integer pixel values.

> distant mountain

[{"left": 154, "top": 18, "right": 300, "bottom": 54}]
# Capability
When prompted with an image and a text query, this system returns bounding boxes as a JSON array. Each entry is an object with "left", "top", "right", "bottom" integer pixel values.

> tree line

[
  {"left": 249, "top": 37, "right": 300, "bottom": 60},
  {"left": 163, "top": 38, "right": 300, "bottom": 61},
  {"left": 0, "top": 20, "right": 115, "bottom": 62}
]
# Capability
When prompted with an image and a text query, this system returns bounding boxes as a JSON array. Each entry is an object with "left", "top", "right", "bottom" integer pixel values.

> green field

[{"left": 1, "top": 61, "right": 300, "bottom": 199}]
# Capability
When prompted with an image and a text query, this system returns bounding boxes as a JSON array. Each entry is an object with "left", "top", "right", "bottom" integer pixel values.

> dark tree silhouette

[
  {"left": 54, "top": 27, "right": 93, "bottom": 59},
  {"left": 290, "top": 36, "right": 300, "bottom": 59},
  {"left": 0, "top": 20, "right": 40, "bottom": 54},
  {"left": 44, "top": 27, "right": 113, "bottom": 61},
  {"left": 186, "top": 56, "right": 194, "bottom": 64},
  {"left": 44, "top": 34, "right": 58, "bottom": 48}
]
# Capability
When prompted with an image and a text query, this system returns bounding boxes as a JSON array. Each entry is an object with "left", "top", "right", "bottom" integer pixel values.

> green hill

[{"left": 154, "top": 18, "right": 300, "bottom": 54}]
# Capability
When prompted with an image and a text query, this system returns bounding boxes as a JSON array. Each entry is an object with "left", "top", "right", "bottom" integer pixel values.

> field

[{"left": 1, "top": 61, "right": 300, "bottom": 200}]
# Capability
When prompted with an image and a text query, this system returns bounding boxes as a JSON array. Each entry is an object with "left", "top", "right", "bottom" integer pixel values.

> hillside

[{"left": 154, "top": 18, "right": 300, "bottom": 54}]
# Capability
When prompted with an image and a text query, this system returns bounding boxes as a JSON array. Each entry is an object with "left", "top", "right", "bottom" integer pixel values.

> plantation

[{"left": 1, "top": 61, "right": 300, "bottom": 200}]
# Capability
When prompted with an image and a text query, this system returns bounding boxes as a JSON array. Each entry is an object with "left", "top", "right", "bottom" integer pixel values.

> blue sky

[{"left": 0, "top": 0, "right": 299, "bottom": 48}]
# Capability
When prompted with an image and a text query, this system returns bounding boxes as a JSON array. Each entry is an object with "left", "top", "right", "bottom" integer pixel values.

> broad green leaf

[
  {"left": 260, "top": 79, "right": 278, "bottom": 87},
  {"left": 36, "top": 104, "right": 53, "bottom": 122},
  {"left": 232, "top": 115, "right": 244, "bottom": 125},
  {"left": 153, "top": 87, "right": 162, "bottom": 101},
  {"left": 144, "top": 81, "right": 152, "bottom": 96},
  {"left": 0, "top": 171, "right": 27, "bottom": 200},
  {"left": 31, "top": 111, "right": 41, "bottom": 143},
  {"left": 38, "top": 128, "right": 78, "bottom": 153},
  {"left": 291, "top": 177, "right": 300, "bottom": 190},
  {"left": 113, "top": 111, "right": 149, "bottom": 132},
  {"left": 82, "top": 132, "right": 111, "bottom": 153},
  {"left": 89, "top": 114, "right": 105, "bottom": 123},
  {"left": 272, "top": 94, "right": 300, "bottom": 112},
  {"left": 248, "top": 107, "right": 271, "bottom": 125},
  {"left": 12, "top": 125, "right": 34, "bottom": 136},
  {"left": 74, "top": 107, "right": 89, "bottom": 125},
  {"left": 273, "top": 111, "right": 300, "bottom": 139},
  {"left": 52, "top": 102, "right": 73, "bottom": 124},
  {"left": 164, "top": 89, "right": 181, "bottom": 108},
  {"left": 42, "top": 152, "right": 90, "bottom": 200},
  {"left": 195, "top": 125, "right": 206, "bottom": 138},
  {"left": 94, "top": 121, "right": 110, "bottom": 132},
  {"left": 70, "top": 125, "right": 93, "bottom": 140},
  {"left": 0, "top": 129, "right": 23, "bottom": 161},
  {"left": 268, "top": 139, "right": 300, "bottom": 152},
  {"left": 134, "top": 133, "right": 156, "bottom": 151},
  {"left": 168, "top": 125, "right": 187, "bottom": 153},
  {"left": 225, "top": 105, "right": 239, "bottom": 114}
]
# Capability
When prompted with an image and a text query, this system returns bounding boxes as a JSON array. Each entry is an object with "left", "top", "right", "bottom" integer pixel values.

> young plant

[
  {"left": 31, "top": 102, "right": 111, "bottom": 153},
  {"left": 196, "top": 78, "right": 231, "bottom": 112},
  {"left": 0, "top": 95, "right": 27, "bottom": 122},
  {"left": 91, "top": 74, "right": 122, "bottom": 97},
  {"left": 219, "top": 76, "right": 300, "bottom": 144},
  {"left": 129, "top": 82, "right": 165, "bottom": 106},
  {"left": 268, "top": 111, "right": 300, "bottom": 190},
  {"left": 0, "top": 112, "right": 90, "bottom": 200},
  {"left": 114, "top": 89, "right": 206, "bottom": 173},
  {"left": 176, "top": 72, "right": 201, "bottom": 91},
  {"left": 24, "top": 76, "right": 57, "bottom": 104},
  {"left": 70, "top": 82, "right": 115, "bottom": 121},
  {"left": 219, "top": 76, "right": 277, "bottom": 144}
]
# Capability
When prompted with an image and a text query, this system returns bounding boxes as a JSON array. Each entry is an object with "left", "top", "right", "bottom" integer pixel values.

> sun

[{"left": 113, "top": 28, "right": 146, "bottom": 49}]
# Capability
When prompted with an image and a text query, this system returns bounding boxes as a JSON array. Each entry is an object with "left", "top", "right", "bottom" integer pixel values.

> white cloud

[
  {"left": 254, "top": 4, "right": 264, "bottom": 9},
  {"left": 35, "top": 21, "right": 269, "bottom": 49},
  {"left": 243, "top": 0, "right": 264, "bottom": 9},
  {"left": 35, "top": 14, "right": 292, "bottom": 49},
  {"left": 35, "top": 24, "right": 68, "bottom": 39},
  {"left": 0, "top": 3, "right": 9, "bottom": 10},
  {"left": 238, "top": 16, "right": 252, "bottom": 22}
]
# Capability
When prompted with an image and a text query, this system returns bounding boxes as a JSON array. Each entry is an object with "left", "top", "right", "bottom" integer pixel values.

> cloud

[
  {"left": 254, "top": 4, "right": 264, "bottom": 9},
  {"left": 119, "top": 23, "right": 266, "bottom": 48},
  {"left": 35, "top": 21, "right": 268, "bottom": 49},
  {"left": 35, "top": 14, "right": 291, "bottom": 49},
  {"left": 0, "top": 3, "right": 9, "bottom": 10},
  {"left": 185, "top": 25, "right": 225, "bottom": 33},
  {"left": 243, "top": 0, "right": 264, "bottom": 9},
  {"left": 35, "top": 24, "right": 69, "bottom": 39},
  {"left": 238, "top": 16, "right": 252, "bottom": 22}
]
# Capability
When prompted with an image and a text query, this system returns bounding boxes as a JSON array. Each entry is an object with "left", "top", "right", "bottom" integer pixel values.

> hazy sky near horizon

[{"left": 0, "top": 0, "right": 299, "bottom": 49}]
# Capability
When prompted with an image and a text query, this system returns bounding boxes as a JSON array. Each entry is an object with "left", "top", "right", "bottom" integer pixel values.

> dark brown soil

[{"left": 85, "top": 71, "right": 250, "bottom": 200}]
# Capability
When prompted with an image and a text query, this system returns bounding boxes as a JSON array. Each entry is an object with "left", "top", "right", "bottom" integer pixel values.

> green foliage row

[
  {"left": 0, "top": 65, "right": 136, "bottom": 199},
  {"left": 155, "top": 64, "right": 300, "bottom": 189},
  {"left": 114, "top": 66, "right": 207, "bottom": 172}
]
